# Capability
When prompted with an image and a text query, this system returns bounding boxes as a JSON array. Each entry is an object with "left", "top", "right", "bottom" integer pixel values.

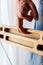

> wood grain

[{"left": 0, "top": 25, "right": 43, "bottom": 56}]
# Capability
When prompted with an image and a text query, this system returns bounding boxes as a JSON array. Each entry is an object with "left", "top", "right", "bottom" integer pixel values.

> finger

[
  {"left": 16, "top": 16, "right": 23, "bottom": 28},
  {"left": 22, "top": 13, "right": 33, "bottom": 21},
  {"left": 28, "top": 1, "right": 38, "bottom": 20},
  {"left": 18, "top": 27, "right": 31, "bottom": 34},
  {"left": 16, "top": 16, "right": 30, "bottom": 34}
]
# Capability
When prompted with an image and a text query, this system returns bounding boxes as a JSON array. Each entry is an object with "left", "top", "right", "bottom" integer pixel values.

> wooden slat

[{"left": 0, "top": 25, "right": 43, "bottom": 56}]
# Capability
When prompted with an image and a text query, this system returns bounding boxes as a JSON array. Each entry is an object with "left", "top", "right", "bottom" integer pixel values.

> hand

[{"left": 16, "top": 0, "right": 38, "bottom": 34}]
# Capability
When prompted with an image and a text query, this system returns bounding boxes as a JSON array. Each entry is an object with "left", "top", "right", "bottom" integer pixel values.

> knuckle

[
  {"left": 34, "top": 12, "right": 39, "bottom": 20},
  {"left": 18, "top": 12, "right": 24, "bottom": 18}
]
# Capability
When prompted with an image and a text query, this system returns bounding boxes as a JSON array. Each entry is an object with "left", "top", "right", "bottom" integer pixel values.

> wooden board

[{"left": 0, "top": 25, "right": 43, "bottom": 56}]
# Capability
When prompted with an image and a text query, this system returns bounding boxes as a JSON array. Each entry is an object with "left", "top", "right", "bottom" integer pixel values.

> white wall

[{"left": 1, "top": 0, "right": 18, "bottom": 65}]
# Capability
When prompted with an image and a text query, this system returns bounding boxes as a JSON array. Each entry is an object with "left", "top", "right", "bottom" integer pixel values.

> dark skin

[{"left": 16, "top": 0, "right": 38, "bottom": 34}]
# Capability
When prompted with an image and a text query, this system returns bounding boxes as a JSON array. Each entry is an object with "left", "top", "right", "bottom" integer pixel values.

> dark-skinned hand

[{"left": 16, "top": 0, "right": 38, "bottom": 34}]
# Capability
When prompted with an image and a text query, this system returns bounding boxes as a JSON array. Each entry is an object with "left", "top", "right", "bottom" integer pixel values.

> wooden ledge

[{"left": 0, "top": 25, "right": 43, "bottom": 56}]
